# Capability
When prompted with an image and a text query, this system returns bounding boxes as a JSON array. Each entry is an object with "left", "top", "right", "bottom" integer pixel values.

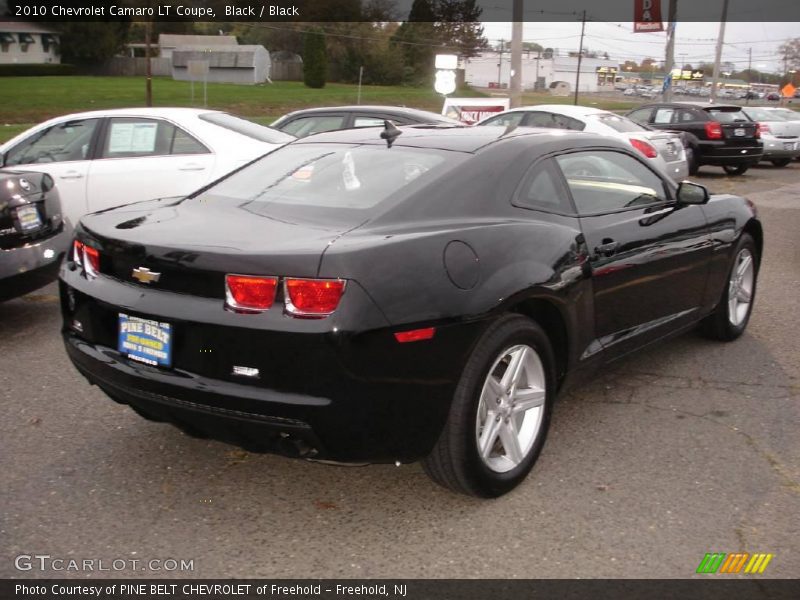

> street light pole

[
  {"left": 510, "top": 0, "right": 523, "bottom": 108},
  {"left": 710, "top": 0, "right": 730, "bottom": 103},
  {"left": 573, "top": 10, "right": 586, "bottom": 106}
]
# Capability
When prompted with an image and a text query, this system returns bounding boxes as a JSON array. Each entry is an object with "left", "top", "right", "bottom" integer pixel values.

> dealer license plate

[
  {"left": 784, "top": 142, "right": 796, "bottom": 150},
  {"left": 118, "top": 313, "right": 172, "bottom": 367},
  {"left": 734, "top": 128, "right": 745, "bottom": 137},
  {"left": 16, "top": 205, "right": 42, "bottom": 232}
]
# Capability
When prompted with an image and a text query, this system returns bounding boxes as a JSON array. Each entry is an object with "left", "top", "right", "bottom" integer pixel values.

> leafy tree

[
  {"left": 434, "top": 0, "right": 487, "bottom": 60},
  {"left": 303, "top": 27, "right": 327, "bottom": 88},
  {"left": 57, "top": 21, "right": 131, "bottom": 65},
  {"left": 391, "top": 0, "right": 437, "bottom": 84},
  {"left": 778, "top": 38, "right": 800, "bottom": 71}
]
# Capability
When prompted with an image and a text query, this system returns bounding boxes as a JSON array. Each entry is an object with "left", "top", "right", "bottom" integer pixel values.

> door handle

[
  {"left": 595, "top": 240, "right": 620, "bottom": 256},
  {"left": 60, "top": 171, "right": 84, "bottom": 180},
  {"left": 179, "top": 163, "right": 206, "bottom": 171}
]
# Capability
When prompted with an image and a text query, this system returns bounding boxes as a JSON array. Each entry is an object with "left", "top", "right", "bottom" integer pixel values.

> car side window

[
  {"left": 525, "top": 111, "right": 562, "bottom": 128},
  {"left": 480, "top": 112, "right": 526, "bottom": 127},
  {"left": 99, "top": 118, "right": 209, "bottom": 159},
  {"left": 514, "top": 159, "right": 572, "bottom": 213},
  {"left": 353, "top": 117, "right": 387, "bottom": 128},
  {"left": 653, "top": 108, "right": 675, "bottom": 124},
  {"left": 626, "top": 108, "right": 653, "bottom": 125},
  {"left": 5, "top": 118, "right": 100, "bottom": 166},
  {"left": 279, "top": 115, "right": 346, "bottom": 137},
  {"left": 676, "top": 109, "right": 698, "bottom": 122},
  {"left": 552, "top": 114, "right": 586, "bottom": 131},
  {"left": 555, "top": 151, "right": 668, "bottom": 215}
]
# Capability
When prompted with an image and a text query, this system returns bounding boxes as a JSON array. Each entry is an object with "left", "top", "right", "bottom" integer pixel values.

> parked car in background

[
  {"left": 271, "top": 106, "right": 463, "bottom": 138},
  {"left": 741, "top": 106, "right": 800, "bottom": 166},
  {"left": 626, "top": 102, "right": 763, "bottom": 175},
  {"left": 60, "top": 125, "right": 762, "bottom": 497},
  {"left": 476, "top": 105, "right": 689, "bottom": 181},
  {"left": 0, "top": 108, "right": 294, "bottom": 230},
  {"left": 1, "top": 169, "right": 68, "bottom": 301},
  {"left": 623, "top": 88, "right": 637, "bottom": 96},
  {"left": 766, "top": 92, "right": 781, "bottom": 101}
]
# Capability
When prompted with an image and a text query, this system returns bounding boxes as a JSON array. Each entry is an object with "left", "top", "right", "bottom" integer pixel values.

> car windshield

[
  {"left": 199, "top": 112, "right": 295, "bottom": 144},
  {"left": 705, "top": 108, "right": 751, "bottom": 123},
  {"left": 592, "top": 114, "right": 650, "bottom": 133},
  {"left": 194, "top": 143, "right": 465, "bottom": 226},
  {"left": 744, "top": 108, "right": 787, "bottom": 121}
]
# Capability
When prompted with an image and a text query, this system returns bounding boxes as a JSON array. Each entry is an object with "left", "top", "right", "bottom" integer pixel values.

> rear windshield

[
  {"left": 196, "top": 143, "right": 465, "bottom": 225},
  {"left": 592, "top": 114, "right": 650, "bottom": 133},
  {"left": 199, "top": 112, "right": 295, "bottom": 144},
  {"left": 744, "top": 108, "right": 787, "bottom": 121},
  {"left": 704, "top": 108, "right": 751, "bottom": 123}
]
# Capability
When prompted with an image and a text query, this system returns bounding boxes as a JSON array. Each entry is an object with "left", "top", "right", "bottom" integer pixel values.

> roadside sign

[{"left": 442, "top": 98, "right": 510, "bottom": 125}]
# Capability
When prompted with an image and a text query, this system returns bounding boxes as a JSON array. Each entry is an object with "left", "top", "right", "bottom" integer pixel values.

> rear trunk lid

[
  {"left": 640, "top": 132, "right": 685, "bottom": 163},
  {"left": 0, "top": 169, "right": 63, "bottom": 250},
  {"left": 80, "top": 196, "right": 350, "bottom": 299},
  {"left": 703, "top": 107, "right": 758, "bottom": 143}
]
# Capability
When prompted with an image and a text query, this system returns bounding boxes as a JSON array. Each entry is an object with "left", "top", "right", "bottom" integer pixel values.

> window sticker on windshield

[
  {"left": 108, "top": 122, "right": 158, "bottom": 153},
  {"left": 342, "top": 151, "right": 361, "bottom": 191}
]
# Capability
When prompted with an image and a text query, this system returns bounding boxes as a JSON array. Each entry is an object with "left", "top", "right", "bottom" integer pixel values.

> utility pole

[
  {"left": 663, "top": 0, "right": 678, "bottom": 102},
  {"left": 510, "top": 0, "right": 523, "bottom": 108},
  {"left": 497, "top": 39, "right": 504, "bottom": 88},
  {"left": 746, "top": 47, "right": 752, "bottom": 105},
  {"left": 144, "top": 17, "right": 152, "bottom": 107},
  {"left": 709, "top": 0, "right": 729, "bottom": 103},
  {"left": 573, "top": 10, "right": 586, "bottom": 106}
]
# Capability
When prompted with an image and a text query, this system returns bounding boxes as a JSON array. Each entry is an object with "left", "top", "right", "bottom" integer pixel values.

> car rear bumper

[
  {"left": 1, "top": 229, "right": 69, "bottom": 301},
  {"left": 760, "top": 138, "right": 800, "bottom": 159},
  {"left": 698, "top": 143, "right": 763, "bottom": 166},
  {"left": 60, "top": 273, "right": 487, "bottom": 463}
]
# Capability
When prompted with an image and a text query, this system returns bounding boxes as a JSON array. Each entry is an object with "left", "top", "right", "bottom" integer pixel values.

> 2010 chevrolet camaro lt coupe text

[{"left": 60, "top": 126, "right": 762, "bottom": 497}]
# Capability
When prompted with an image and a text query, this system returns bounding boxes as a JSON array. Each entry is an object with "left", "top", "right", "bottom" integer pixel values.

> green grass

[{"left": 0, "top": 76, "right": 485, "bottom": 125}]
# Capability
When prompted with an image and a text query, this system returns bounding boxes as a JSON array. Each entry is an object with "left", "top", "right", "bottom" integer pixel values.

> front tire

[
  {"left": 422, "top": 315, "right": 556, "bottom": 497},
  {"left": 686, "top": 147, "right": 699, "bottom": 175},
  {"left": 700, "top": 233, "right": 758, "bottom": 341},
  {"left": 723, "top": 164, "right": 749, "bottom": 176}
]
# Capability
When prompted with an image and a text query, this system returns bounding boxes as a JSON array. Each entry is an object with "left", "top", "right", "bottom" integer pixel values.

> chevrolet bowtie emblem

[{"left": 131, "top": 267, "right": 161, "bottom": 284}]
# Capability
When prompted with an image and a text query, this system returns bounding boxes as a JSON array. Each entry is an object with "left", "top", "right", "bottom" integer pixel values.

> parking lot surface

[{"left": 2, "top": 163, "right": 799, "bottom": 579}]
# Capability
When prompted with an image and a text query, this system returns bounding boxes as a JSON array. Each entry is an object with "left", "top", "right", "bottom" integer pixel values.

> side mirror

[{"left": 677, "top": 181, "right": 709, "bottom": 205}]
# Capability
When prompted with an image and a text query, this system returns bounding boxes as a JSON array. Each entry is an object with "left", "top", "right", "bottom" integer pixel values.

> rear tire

[
  {"left": 771, "top": 158, "right": 791, "bottom": 167},
  {"left": 422, "top": 315, "right": 556, "bottom": 497},
  {"left": 722, "top": 164, "right": 749, "bottom": 176},
  {"left": 686, "top": 147, "right": 699, "bottom": 175},
  {"left": 699, "top": 233, "right": 758, "bottom": 341}
]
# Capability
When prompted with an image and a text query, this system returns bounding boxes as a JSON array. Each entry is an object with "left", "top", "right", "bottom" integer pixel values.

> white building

[
  {"left": 0, "top": 22, "right": 60, "bottom": 65},
  {"left": 158, "top": 34, "right": 238, "bottom": 60},
  {"left": 172, "top": 46, "right": 271, "bottom": 85},
  {"left": 463, "top": 50, "right": 620, "bottom": 94}
]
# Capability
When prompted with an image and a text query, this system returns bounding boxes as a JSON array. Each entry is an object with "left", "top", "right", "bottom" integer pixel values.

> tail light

[
  {"left": 225, "top": 274, "right": 278, "bottom": 312},
  {"left": 284, "top": 278, "right": 346, "bottom": 318},
  {"left": 705, "top": 121, "right": 723, "bottom": 140},
  {"left": 73, "top": 240, "right": 84, "bottom": 266},
  {"left": 629, "top": 138, "right": 658, "bottom": 158},
  {"left": 755, "top": 122, "right": 768, "bottom": 138},
  {"left": 83, "top": 245, "right": 100, "bottom": 277},
  {"left": 394, "top": 327, "right": 436, "bottom": 343},
  {"left": 72, "top": 239, "right": 100, "bottom": 277}
]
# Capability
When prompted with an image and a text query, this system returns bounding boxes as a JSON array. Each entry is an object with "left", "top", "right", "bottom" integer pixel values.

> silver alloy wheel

[
  {"left": 475, "top": 344, "right": 546, "bottom": 473},
  {"left": 728, "top": 248, "right": 755, "bottom": 327}
]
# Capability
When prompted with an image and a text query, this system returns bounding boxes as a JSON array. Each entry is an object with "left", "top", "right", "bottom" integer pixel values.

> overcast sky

[{"left": 481, "top": 21, "right": 797, "bottom": 73}]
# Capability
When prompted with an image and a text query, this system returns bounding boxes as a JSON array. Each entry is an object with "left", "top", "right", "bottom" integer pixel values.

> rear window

[
  {"left": 745, "top": 108, "right": 787, "bottom": 121},
  {"left": 199, "top": 112, "right": 295, "bottom": 144},
  {"left": 197, "top": 143, "right": 465, "bottom": 225},
  {"left": 704, "top": 108, "right": 751, "bottom": 123},
  {"left": 592, "top": 114, "right": 650, "bottom": 133}
]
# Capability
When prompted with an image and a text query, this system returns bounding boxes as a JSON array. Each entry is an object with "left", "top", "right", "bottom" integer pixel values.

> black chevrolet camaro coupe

[{"left": 60, "top": 125, "right": 762, "bottom": 497}]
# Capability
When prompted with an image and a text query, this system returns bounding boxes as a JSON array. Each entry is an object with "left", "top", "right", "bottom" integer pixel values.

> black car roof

[
  {"left": 278, "top": 105, "right": 459, "bottom": 123},
  {"left": 292, "top": 125, "right": 620, "bottom": 153},
  {"left": 639, "top": 101, "right": 743, "bottom": 110}
]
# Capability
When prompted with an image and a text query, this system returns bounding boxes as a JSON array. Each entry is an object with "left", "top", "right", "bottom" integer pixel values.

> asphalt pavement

[{"left": 2, "top": 162, "right": 799, "bottom": 579}]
